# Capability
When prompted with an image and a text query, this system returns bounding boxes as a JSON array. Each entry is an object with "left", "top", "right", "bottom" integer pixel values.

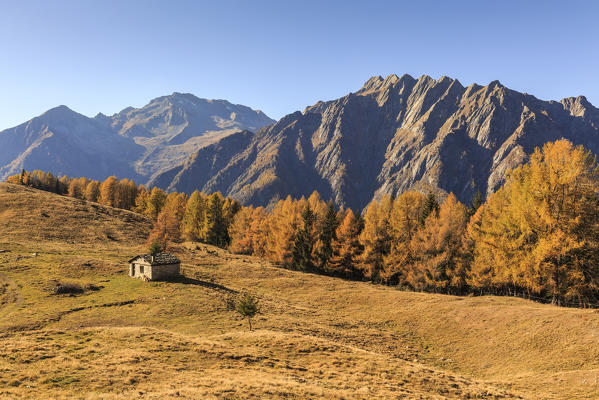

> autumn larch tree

[
  {"left": 146, "top": 192, "right": 188, "bottom": 250},
  {"left": 84, "top": 180, "right": 100, "bottom": 202},
  {"left": 180, "top": 190, "right": 205, "bottom": 242},
  {"left": 471, "top": 139, "right": 599, "bottom": 306},
  {"left": 405, "top": 193, "right": 468, "bottom": 293},
  {"left": 99, "top": 176, "right": 118, "bottom": 207},
  {"left": 359, "top": 195, "right": 392, "bottom": 283},
  {"left": 145, "top": 187, "right": 167, "bottom": 220},
  {"left": 267, "top": 196, "right": 304, "bottom": 265},
  {"left": 228, "top": 206, "right": 255, "bottom": 254},
  {"left": 133, "top": 186, "right": 149, "bottom": 214},
  {"left": 222, "top": 197, "right": 241, "bottom": 229},
  {"left": 381, "top": 191, "right": 425, "bottom": 284},
  {"left": 329, "top": 209, "right": 363, "bottom": 279}
]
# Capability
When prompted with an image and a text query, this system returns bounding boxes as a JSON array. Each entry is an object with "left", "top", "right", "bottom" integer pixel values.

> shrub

[
  {"left": 53, "top": 282, "right": 84, "bottom": 295},
  {"left": 148, "top": 241, "right": 163, "bottom": 255}
]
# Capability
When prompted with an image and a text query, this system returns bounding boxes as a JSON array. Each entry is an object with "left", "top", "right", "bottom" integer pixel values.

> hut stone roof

[{"left": 128, "top": 252, "right": 180, "bottom": 265}]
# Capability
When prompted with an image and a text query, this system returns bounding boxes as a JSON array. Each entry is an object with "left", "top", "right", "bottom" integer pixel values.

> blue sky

[{"left": 0, "top": 0, "right": 598, "bottom": 130}]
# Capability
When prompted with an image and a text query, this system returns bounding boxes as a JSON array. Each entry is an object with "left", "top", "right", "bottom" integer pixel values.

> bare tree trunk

[
  {"left": 248, "top": 317, "right": 252, "bottom": 331},
  {"left": 552, "top": 263, "right": 560, "bottom": 306}
]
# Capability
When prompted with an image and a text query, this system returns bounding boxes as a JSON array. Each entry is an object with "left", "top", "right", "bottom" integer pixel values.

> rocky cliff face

[
  {"left": 152, "top": 74, "right": 599, "bottom": 210},
  {"left": 0, "top": 93, "right": 274, "bottom": 182}
]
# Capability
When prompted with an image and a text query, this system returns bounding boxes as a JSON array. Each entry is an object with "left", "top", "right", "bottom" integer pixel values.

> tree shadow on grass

[{"left": 166, "top": 275, "right": 238, "bottom": 294}]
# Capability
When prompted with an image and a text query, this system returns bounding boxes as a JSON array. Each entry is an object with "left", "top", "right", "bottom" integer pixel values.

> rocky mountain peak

[
  {"left": 488, "top": 79, "right": 503, "bottom": 89},
  {"left": 359, "top": 73, "right": 417, "bottom": 95},
  {"left": 150, "top": 73, "right": 599, "bottom": 210},
  {"left": 360, "top": 75, "right": 384, "bottom": 92},
  {"left": 382, "top": 74, "right": 401, "bottom": 86},
  {"left": 561, "top": 95, "right": 594, "bottom": 117},
  {"left": 41, "top": 105, "right": 78, "bottom": 118},
  {"left": 437, "top": 75, "right": 453, "bottom": 84},
  {"left": 0, "top": 94, "right": 274, "bottom": 183}
]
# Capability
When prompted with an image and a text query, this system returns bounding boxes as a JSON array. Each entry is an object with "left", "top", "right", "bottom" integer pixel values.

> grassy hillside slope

[{"left": 1, "top": 183, "right": 598, "bottom": 399}]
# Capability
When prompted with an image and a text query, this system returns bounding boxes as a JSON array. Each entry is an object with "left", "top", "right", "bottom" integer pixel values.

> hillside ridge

[
  {"left": 0, "top": 182, "right": 152, "bottom": 244},
  {"left": 1, "top": 183, "right": 599, "bottom": 398}
]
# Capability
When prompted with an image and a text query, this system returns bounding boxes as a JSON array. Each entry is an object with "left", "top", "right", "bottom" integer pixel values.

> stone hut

[{"left": 128, "top": 253, "right": 180, "bottom": 281}]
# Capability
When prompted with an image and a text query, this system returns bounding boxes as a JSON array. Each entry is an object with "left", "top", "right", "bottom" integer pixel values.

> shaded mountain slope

[
  {"left": 0, "top": 106, "right": 143, "bottom": 182},
  {"left": 154, "top": 74, "right": 599, "bottom": 209}
]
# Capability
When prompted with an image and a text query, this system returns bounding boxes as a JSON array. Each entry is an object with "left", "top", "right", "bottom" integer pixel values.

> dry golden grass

[
  {"left": 1, "top": 183, "right": 598, "bottom": 399},
  {"left": 0, "top": 183, "right": 151, "bottom": 245}
]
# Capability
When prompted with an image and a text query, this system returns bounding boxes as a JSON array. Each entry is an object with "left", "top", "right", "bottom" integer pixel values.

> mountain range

[
  {"left": 0, "top": 93, "right": 274, "bottom": 184},
  {"left": 150, "top": 74, "right": 599, "bottom": 210},
  {"left": 2, "top": 74, "right": 599, "bottom": 210}
]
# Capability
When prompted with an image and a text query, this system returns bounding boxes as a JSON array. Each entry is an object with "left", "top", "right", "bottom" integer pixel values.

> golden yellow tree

[
  {"left": 307, "top": 191, "right": 328, "bottom": 219},
  {"left": 115, "top": 178, "right": 138, "bottom": 209},
  {"left": 248, "top": 207, "right": 270, "bottom": 257},
  {"left": 133, "top": 186, "right": 149, "bottom": 213},
  {"left": 99, "top": 176, "right": 118, "bottom": 207},
  {"left": 229, "top": 206, "right": 270, "bottom": 256},
  {"left": 457, "top": 206, "right": 484, "bottom": 292},
  {"left": 57, "top": 175, "right": 69, "bottom": 194},
  {"left": 267, "top": 196, "right": 306, "bottom": 265},
  {"left": 329, "top": 209, "right": 363, "bottom": 278},
  {"left": 229, "top": 206, "right": 255, "bottom": 254},
  {"left": 471, "top": 140, "right": 599, "bottom": 305},
  {"left": 180, "top": 191, "right": 205, "bottom": 242},
  {"left": 359, "top": 195, "right": 393, "bottom": 282},
  {"left": 145, "top": 187, "right": 167, "bottom": 219},
  {"left": 84, "top": 180, "right": 100, "bottom": 202},
  {"left": 381, "top": 191, "right": 425, "bottom": 284},
  {"left": 147, "top": 192, "right": 188, "bottom": 249},
  {"left": 68, "top": 177, "right": 88, "bottom": 199},
  {"left": 405, "top": 193, "right": 468, "bottom": 293},
  {"left": 222, "top": 198, "right": 241, "bottom": 228}
]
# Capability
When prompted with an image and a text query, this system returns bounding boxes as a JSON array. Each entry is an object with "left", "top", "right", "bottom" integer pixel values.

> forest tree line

[
  {"left": 5, "top": 170, "right": 240, "bottom": 249},
  {"left": 227, "top": 140, "right": 599, "bottom": 307},
  {"left": 7, "top": 139, "right": 599, "bottom": 307}
]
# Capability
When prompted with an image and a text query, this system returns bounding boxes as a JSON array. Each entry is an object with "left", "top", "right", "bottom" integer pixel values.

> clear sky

[{"left": 1, "top": 0, "right": 598, "bottom": 130}]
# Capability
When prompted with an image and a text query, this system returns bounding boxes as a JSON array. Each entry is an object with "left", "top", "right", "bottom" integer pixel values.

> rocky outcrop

[{"left": 153, "top": 74, "right": 599, "bottom": 210}]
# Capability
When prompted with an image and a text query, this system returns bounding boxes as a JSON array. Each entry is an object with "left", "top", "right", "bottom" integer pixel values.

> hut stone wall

[
  {"left": 150, "top": 263, "right": 180, "bottom": 280},
  {"left": 129, "top": 261, "right": 180, "bottom": 281}
]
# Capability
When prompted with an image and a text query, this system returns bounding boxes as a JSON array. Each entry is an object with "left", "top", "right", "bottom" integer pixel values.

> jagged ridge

[{"left": 152, "top": 74, "right": 599, "bottom": 209}]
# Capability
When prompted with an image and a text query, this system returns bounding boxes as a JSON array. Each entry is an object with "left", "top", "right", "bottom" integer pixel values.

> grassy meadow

[{"left": 1, "top": 183, "right": 599, "bottom": 399}]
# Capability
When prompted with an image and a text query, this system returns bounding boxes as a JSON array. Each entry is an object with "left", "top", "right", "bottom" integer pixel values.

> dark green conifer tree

[
  {"left": 202, "top": 193, "right": 228, "bottom": 247},
  {"left": 292, "top": 205, "right": 316, "bottom": 271},
  {"left": 420, "top": 192, "right": 440, "bottom": 226},
  {"left": 468, "top": 189, "right": 484, "bottom": 217},
  {"left": 318, "top": 201, "right": 339, "bottom": 270}
]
